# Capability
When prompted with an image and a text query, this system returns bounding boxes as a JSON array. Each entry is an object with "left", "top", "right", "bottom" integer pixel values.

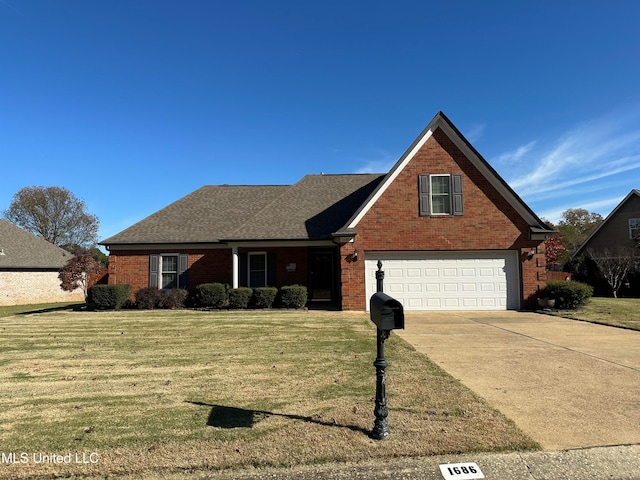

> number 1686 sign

[{"left": 439, "top": 462, "right": 484, "bottom": 480}]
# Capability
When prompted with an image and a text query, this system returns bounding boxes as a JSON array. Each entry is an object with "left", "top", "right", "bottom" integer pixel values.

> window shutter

[
  {"left": 419, "top": 175, "right": 430, "bottom": 216},
  {"left": 178, "top": 254, "right": 189, "bottom": 289},
  {"left": 267, "top": 253, "right": 277, "bottom": 286},
  {"left": 149, "top": 255, "right": 159, "bottom": 288},
  {"left": 452, "top": 174, "right": 464, "bottom": 216}
]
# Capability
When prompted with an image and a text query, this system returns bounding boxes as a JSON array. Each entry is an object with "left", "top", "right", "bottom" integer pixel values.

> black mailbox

[{"left": 370, "top": 292, "right": 404, "bottom": 331}]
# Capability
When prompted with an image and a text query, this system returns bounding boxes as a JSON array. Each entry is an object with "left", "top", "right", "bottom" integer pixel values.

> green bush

[
  {"left": 544, "top": 280, "right": 593, "bottom": 309},
  {"left": 253, "top": 287, "right": 278, "bottom": 309},
  {"left": 135, "top": 287, "right": 162, "bottom": 309},
  {"left": 229, "top": 287, "right": 253, "bottom": 309},
  {"left": 91, "top": 284, "right": 131, "bottom": 310},
  {"left": 279, "top": 285, "right": 308, "bottom": 309},
  {"left": 196, "top": 283, "right": 228, "bottom": 308},
  {"left": 159, "top": 289, "right": 188, "bottom": 309}
]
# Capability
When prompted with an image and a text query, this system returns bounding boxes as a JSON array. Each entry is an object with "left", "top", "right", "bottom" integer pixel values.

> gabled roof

[
  {"left": 101, "top": 111, "right": 554, "bottom": 247},
  {"left": 340, "top": 111, "right": 554, "bottom": 238},
  {"left": 100, "top": 174, "right": 384, "bottom": 245},
  {"left": 574, "top": 189, "right": 640, "bottom": 256},
  {"left": 0, "top": 219, "right": 72, "bottom": 269}
]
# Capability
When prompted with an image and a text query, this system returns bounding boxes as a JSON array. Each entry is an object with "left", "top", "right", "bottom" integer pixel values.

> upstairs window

[
  {"left": 630, "top": 218, "right": 640, "bottom": 240},
  {"left": 419, "top": 174, "right": 464, "bottom": 216}
]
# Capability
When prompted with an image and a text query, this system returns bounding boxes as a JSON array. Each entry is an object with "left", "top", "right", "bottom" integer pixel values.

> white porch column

[{"left": 232, "top": 246, "right": 239, "bottom": 288}]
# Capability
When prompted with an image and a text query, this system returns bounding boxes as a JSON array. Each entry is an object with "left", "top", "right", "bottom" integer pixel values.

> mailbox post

[{"left": 369, "top": 261, "right": 404, "bottom": 440}]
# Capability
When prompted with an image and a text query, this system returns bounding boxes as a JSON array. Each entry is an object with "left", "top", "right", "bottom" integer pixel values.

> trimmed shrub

[
  {"left": 135, "top": 287, "right": 162, "bottom": 309},
  {"left": 91, "top": 284, "right": 131, "bottom": 310},
  {"left": 279, "top": 285, "right": 308, "bottom": 309},
  {"left": 253, "top": 287, "right": 278, "bottom": 309},
  {"left": 159, "top": 288, "right": 188, "bottom": 309},
  {"left": 544, "top": 280, "right": 593, "bottom": 310},
  {"left": 229, "top": 287, "right": 253, "bottom": 309},
  {"left": 196, "top": 283, "right": 228, "bottom": 308}
]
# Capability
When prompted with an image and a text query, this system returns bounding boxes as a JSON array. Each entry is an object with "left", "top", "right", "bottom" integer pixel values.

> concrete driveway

[{"left": 396, "top": 311, "right": 640, "bottom": 451}]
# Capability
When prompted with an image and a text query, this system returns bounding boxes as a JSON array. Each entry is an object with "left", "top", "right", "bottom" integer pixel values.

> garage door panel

[{"left": 365, "top": 251, "right": 519, "bottom": 311}]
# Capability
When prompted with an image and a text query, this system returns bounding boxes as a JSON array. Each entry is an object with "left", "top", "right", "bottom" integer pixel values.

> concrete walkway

[{"left": 396, "top": 311, "right": 640, "bottom": 450}]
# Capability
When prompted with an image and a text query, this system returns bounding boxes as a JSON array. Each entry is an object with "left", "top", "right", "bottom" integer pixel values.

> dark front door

[{"left": 308, "top": 249, "right": 336, "bottom": 302}]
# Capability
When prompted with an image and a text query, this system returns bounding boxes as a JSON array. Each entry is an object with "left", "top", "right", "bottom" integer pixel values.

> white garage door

[{"left": 365, "top": 251, "right": 520, "bottom": 311}]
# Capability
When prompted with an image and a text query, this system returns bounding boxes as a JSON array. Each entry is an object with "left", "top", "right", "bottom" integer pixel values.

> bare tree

[
  {"left": 587, "top": 246, "right": 637, "bottom": 298},
  {"left": 3, "top": 186, "right": 99, "bottom": 249}
]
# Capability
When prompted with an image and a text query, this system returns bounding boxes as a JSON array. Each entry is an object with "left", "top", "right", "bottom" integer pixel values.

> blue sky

[{"left": 1, "top": 1, "right": 639, "bottom": 244}]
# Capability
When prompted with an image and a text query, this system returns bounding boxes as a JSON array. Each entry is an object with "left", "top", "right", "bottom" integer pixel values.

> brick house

[
  {"left": 0, "top": 219, "right": 84, "bottom": 306},
  {"left": 100, "top": 112, "right": 554, "bottom": 310},
  {"left": 574, "top": 190, "right": 640, "bottom": 255},
  {"left": 573, "top": 189, "right": 640, "bottom": 296}
]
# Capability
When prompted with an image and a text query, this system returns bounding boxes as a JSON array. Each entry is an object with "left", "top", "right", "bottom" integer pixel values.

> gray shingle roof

[
  {"left": 100, "top": 174, "right": 385, "bottom": 245},
  {"left": 0, "top": 219, "right": 73, "bottom": 269}
]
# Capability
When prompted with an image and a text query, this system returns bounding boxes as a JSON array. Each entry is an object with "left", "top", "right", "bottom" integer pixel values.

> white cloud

[
  {"left": 503, "top": 106, "right": 640, "bottom": 202},
  {"left": 495, "top": 140, "right": 537, "bottom": 164},
  {"left": 463, "top": 123, "right": 486, "bottom": 143},
  {"left": 353, "top": 148, "right": 398, "bottom": 174}
]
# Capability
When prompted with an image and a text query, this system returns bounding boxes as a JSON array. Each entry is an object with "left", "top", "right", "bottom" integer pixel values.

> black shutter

[
  {"left": 149, "top": 255, "right": 159, "bottom": 288},
  {"left": 178, "top": 254, "right": 188, "bottom": 289},
  {"left": 452, "top": 174, "right": 463, "bottom": 216},
  {"left": 419, "top": 174, "right": 430, "bottom": 216},
  {"left": 267, "top": 253, "right": 277, "bottom": 287},
  {"left": 239, "top": 254, "right": 248, "bottom": 287}
]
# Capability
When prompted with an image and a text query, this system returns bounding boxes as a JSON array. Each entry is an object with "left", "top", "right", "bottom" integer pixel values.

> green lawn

[
  {"left": 0, "top": 308, "right": 538, "bottom": 479},
  {"left": 549, "top": 297, "right": 640, "bottom": 331}
]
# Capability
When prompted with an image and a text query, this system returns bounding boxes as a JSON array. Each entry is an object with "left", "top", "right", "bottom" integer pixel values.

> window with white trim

[
  {"left": 430, "top": 175, "right": 451, "bottom": 215},
  {"left": 161, "top": 254, "right": 179, "bottom": 289},
  {"left": 248, "top": 252, "right": 267, "bottom": 288},
  {"left": 419, "top": 174, "right": 464, "bottom": 216},
  {"left": 149, "top": 254, "right": 188, "bottom": 290},
  {"left": 630, "top": 218, "right": 640, "bottom": 240}
]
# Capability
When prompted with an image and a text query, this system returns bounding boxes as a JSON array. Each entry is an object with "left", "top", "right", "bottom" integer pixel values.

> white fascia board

[
  {"left": 346, "top": 127, "right": 436, "bottom": 229},
  {"left": 436, "top": 120, "right": 544, "bottom": 228},
  {"left": 345, "top": 112, "right": 549, "bottom": 232}
]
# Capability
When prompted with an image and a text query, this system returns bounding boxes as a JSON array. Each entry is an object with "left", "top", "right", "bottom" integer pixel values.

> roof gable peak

[{"left": 342, "top": 111, "right": 552, "bottom": 234}]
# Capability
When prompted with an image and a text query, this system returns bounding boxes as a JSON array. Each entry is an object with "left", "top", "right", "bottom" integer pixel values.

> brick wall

[
  {"left": 107, "top": 246, "right": 310, "bottom": 299},
  {"left": 340, "top": 128, "right": 546, "bottom": 310},
  {"left": 0, "top": 271, "right": 84, "bottom": 306}
]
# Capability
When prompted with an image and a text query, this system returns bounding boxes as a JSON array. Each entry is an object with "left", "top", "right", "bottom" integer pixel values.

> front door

[{"left": 308, "top": 250, "right": 335, "bottom": 302}]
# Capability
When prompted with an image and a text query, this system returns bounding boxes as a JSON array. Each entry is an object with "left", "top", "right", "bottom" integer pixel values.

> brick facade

[
  {"left": 108, "top": 246, "right": 310, "bottom": 300},
  {"left": 339, "top": 128, "right": 546, "bottom": 310}
]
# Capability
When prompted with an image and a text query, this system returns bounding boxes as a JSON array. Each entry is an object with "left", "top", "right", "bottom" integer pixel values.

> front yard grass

[
  {"left": 547, "top": 297, "right": 640, "bottom": 331},
  {"left": 0, "top": 309, "right": 538, "bottom": 479}
]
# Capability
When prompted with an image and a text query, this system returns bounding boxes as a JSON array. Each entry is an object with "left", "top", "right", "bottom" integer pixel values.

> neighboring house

[
  {"left": 0, "top": 219, "right": 84, "bottom": 306},
  {"left": 100, "top": 112, "right": 555, "bottom": 311},
  {"left": 573, "top": 189, "right": 640, "bottom": 296},
  {"left": 574, "top": 189, "right": 640, "bottom": 256}
]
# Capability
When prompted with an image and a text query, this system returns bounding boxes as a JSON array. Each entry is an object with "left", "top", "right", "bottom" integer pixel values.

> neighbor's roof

[
  {"left": 574, "top": 189, "right": 640, "bottom": 256},
  {"left": 100, "top": 174, "right": 385, "bottom": 245},
  {"left": 0, "top": 219, "right": 73, "bottom": 269}
]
